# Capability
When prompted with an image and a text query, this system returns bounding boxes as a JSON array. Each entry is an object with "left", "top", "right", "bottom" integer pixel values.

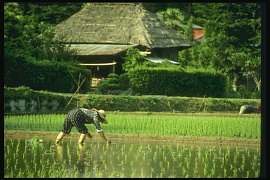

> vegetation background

[{"left": 4, "top": 2, "right": 262, "bottom": 99}]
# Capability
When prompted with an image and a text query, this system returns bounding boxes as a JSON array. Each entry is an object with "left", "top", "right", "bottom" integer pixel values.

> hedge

[
  {"left": 4, "top": 56, "right": 91, "bottom": 93},
  {"left": 4, "top": 87, "right": 261, "bottom": 114},
  {"left": 128, "top": 67, "right": 228, "bottom": 98}
]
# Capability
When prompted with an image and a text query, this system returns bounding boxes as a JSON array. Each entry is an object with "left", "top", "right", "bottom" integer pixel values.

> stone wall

[{"left": 4, "top": 99, "right": 60, "bottom": 113}]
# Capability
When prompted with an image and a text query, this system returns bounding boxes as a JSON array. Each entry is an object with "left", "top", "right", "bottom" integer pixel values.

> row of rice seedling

[
  {"left": 4, "top": 113, "right": 261, "bottom": 139},
  {"left": 4, "top": 114, "right": 63, "bottom": 131},
  {"left": 4, "top": 138, "right": 260, "bottom": 178}
]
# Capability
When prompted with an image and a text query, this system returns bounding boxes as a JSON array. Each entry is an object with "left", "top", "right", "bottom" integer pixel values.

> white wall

[{"left": 4, "top": 99, "right": 60, "bottom": 113}]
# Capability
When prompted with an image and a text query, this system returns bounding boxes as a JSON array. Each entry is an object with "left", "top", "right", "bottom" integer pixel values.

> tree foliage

[
  {"left": 4, "top": 2, "right": 82, "bottom": 62},
  {"left": 122, "top": 47, "right": 145, "bottom": 72},
  {"left": 4, "top": 2, "right": 32, "bottom": 58},
  {"left": 178, "top": 3, "right": 261, "bottom": 91},
  {"left": 17, "top": 2, "right": 84, "bottom": 25},
  {"left": 153, "top": 3, "right": 261, "bottom": 93},
  {"left": 157, "top": 8, "right": 186, "bottom": 34},
  {"left": 4, "top": 2, "right": 262, "bottom": 95}
]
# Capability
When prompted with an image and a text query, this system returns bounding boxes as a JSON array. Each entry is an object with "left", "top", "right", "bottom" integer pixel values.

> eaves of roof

[
  {"left": 67, "top": 44, "right": 139, "bottom": 56},
  {"left": 144, "top": 57, "right": 180, "bottom": 65}
]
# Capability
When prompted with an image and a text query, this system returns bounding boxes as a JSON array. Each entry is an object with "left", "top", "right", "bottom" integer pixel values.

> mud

[{"left": 4, "top": 130, "right": 260, "bottom": 147}]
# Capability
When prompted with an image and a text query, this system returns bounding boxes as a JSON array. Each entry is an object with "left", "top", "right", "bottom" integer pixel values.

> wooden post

[
  {"left": 113, "top": 61, "right": 115, "bottom": 73},
  {"left": 37, "top": 96, "right": 40, "bottom": 110}
]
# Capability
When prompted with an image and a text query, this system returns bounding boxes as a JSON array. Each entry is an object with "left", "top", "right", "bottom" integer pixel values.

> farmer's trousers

[{"left": 61, "top": 108, "right": 88, "bottom": 134}]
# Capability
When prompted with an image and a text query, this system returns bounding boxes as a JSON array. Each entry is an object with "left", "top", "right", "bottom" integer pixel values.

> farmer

[
  {"left": 55, "top": 108, "right": 111, "bottom": 144},
  {"left": 239, "top": 105, "right": 260, "bottom": 114}
]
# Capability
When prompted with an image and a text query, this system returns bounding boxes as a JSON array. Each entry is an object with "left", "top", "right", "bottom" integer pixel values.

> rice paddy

[{"left": 4, "top": 113, "right": 261, "bottom": 178}]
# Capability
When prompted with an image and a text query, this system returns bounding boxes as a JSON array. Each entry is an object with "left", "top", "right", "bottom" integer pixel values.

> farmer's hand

[{"left": 91, "top": 108, "right": 98, "bottom": 112}]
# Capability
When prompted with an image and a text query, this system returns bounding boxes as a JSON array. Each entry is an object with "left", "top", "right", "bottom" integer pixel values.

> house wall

[
  {"left": 76, "top": 47, "right": 180, "bottom": 89},
  {"left": 151, "top": 48, "right": 179, "bottom": 61},
  {"left": 89, "top": 65, "right": 115, "bottom": 78},
  {"left": 78, "top": 55, "right": 122, "bottom": 77},
  {"left": 77, "top": 55, "right": 125, "bottom": 88}
]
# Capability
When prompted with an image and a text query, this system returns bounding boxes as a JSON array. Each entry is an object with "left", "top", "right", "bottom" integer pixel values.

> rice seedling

[
  {"left": 4, "top": 113, "right": 261, "bottom": 139},
  {"left": 4, "top": 113, "right": 261, "bottom": 178}
]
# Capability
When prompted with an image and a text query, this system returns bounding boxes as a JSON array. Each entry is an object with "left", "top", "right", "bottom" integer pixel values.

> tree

[
  {"left": 18, "top": 2, "right": 84, "bottom": 25},
  {"left": 4, "top": 2, "right": 80, "bottom": 62},
  {"left": 157, "top": 8, "right": 186, "bottom": 34},
  {"left": 33, "top": 22, "right": 79, "bottom": 62},
  {"left": 228, "top": 50, "right": 261, "bottom": 91},
  {"left": 4, "top": 2, "right": 31, "bottom": 58},
  {"left": 178, "top": 15, "right": 194, "bottom": 67},
  {"left": 122, "top": 48, "right": 145, "bottom": 72},
  {"left": 190, "top": 3, "right": 261, "bottom": 92}
]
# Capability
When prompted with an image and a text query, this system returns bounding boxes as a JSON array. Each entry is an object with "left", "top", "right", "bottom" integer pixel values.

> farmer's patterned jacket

[
  {"left": 62, "top": 108, "right": 103, "bottom": 135},
  {"left": 79, "top": 108, "right": 103, "bottom": 132}
]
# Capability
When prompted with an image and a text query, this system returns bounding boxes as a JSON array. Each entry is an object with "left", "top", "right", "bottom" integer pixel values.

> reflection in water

[
  {"left": 56, "top": 143, "right": 63, "bottom": 161},
  {"left": 55, "top": 143, "right": 88, "bottom": 178},
  {"left": 4, "top": 139, "right": 261, "bottom": 178},
  {"left": 77, "top": 143, "right": 85, "bottom": 177}
]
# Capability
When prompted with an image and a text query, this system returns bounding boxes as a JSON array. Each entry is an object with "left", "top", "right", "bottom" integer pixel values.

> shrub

[
  {"left": 4, "top": 56, "right": 91, "bottom": 93},
  {"left": 97, "top": 73, "right": 130, "bottom": 94},
  {"left": 118, "top": 73, "right": 130, "bottom": 90}
]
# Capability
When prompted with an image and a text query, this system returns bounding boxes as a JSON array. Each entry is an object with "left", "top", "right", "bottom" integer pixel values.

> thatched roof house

[{"left": 53, "top": 3, "right": 193, "bottom": 84}]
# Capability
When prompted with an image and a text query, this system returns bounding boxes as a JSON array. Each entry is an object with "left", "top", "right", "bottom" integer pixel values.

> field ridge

[{"left": 4, "top": 130, "right": 260, "bottom": 147}]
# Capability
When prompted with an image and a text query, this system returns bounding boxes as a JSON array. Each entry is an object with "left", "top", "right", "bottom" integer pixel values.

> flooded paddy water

[{"left": 4, "top": 133, "right": 261, "bottom": 178}]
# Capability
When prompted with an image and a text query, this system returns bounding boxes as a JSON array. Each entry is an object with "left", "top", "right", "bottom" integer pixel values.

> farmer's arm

[
  {"left": 98, "top": 131, "right": 111, "bottom": 144},
  {"left": 92, "top": 119, "right": 111, "bottom": 144}
]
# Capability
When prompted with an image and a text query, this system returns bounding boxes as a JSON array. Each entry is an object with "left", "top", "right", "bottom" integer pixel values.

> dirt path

[{"left": 4, "top": 130, "right": 260, "bottom": 147}]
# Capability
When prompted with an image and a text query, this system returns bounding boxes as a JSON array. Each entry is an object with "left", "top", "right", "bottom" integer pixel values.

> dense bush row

[
  {"left": 4, "top": 86, "right": 261, "bottom": 114},
  {"left": 4, "top": 56, "right": 91, "bottom": 93},
  {"left": 128, "top": 67, "right": 227, "bottom": 98},
  {"left": 83, "top": 94, "right": 260, "bottom": 113}
]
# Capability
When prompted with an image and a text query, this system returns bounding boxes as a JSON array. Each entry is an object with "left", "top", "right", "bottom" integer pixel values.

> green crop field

[
  {"left": 4, "top": 113, "right": 261, "bottom": 139},
  {"left": 4, "top": 113, "right": 262, "bottom": 178}
]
